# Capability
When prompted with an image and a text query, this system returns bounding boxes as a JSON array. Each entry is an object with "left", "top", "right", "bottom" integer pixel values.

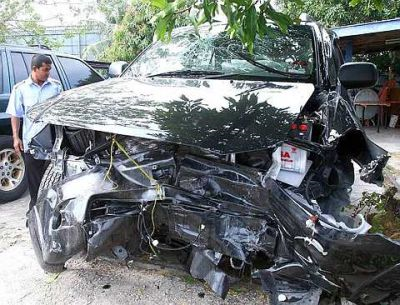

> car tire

[
  {"left": 37, "top": 163, "right": 62, "bottom": 198},
  {"left": 28, "top": 163, "right": 64, "bottom": 273},
  {"left": 28, "top": 207, "right": 65, "bottom": 273},
  {"left": 0, "top": 135, "right": 28, "bottom": 204}
]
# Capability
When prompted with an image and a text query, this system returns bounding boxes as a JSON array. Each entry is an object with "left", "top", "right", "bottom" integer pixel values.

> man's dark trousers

[{"left": 24, "top": 153, "right": 46, "bottom": 211}]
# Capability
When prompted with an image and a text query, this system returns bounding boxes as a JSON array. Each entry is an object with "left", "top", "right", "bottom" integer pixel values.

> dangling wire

[
  {"left": 103, "top": 136, "right": 118, "bottom": 189},
  {"left": 106, "top": 137, "right": 165, "bottom": 256},
  {"left": 114, "top": 139, "right": 157, "bottom": 186}
]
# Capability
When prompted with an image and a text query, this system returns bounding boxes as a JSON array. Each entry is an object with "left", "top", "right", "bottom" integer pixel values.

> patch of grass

[
  {"left": 229, "top": 285, "right": 250, "bottom": 295},
  {"left": 357, "top": 187, "right": 400, "bottom": 239},
  {"left": 181, "top": 274, "right": 198, "bottom": 285}
]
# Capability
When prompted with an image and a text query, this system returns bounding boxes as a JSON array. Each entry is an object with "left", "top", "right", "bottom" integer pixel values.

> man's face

[{"left": 32, "top": 63, "right": 52, "bottom": 82}]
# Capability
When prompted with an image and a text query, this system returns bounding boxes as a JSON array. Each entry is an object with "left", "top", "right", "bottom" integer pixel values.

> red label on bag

[{"left": 281, "top": 143, "right": 307, "bottom": 173}]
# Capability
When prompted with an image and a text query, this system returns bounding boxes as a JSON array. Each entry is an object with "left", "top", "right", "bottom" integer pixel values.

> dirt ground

[{"left": 0, "top": 128, "right": 399, "bottom": 305}]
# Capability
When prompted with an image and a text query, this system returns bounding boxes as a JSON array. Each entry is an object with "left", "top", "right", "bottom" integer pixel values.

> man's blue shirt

[{"left": 6, "top": 76, "right": 62, "bottom": 151}]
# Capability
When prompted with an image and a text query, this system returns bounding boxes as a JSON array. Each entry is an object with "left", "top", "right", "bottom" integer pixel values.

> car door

[
  {"left": 57, "top": 56, "right": 103, "bottom": 88},
  {"left": 0, "top": 49, "right": 10, "bottom": 113},
  {"left": 0, "top": 49, "right": 11, "bottom": 134}
]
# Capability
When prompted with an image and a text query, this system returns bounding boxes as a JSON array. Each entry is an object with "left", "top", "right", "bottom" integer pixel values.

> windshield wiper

[
  {"left": 233, "top": 52, "right": 311, "bottom": 79},
  {"left": 148, "top": 69, "right": 225, "bottom": 78}
]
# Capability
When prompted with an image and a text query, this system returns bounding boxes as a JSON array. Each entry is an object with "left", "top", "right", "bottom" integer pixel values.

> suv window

[
  {"left": 58, "top": 56, "right": 103, "bottom": 88},
  {"left": 124, "top": 24, "right": 315, "bottom": 81},
  {"left": 11, "top": 52, "right": 29, "bottom": 83},
  {"left": 22, "top": 53, "right": 62, "bottom": 84}
]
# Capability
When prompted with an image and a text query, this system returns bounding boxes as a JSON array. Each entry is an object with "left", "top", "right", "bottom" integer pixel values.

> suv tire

[
  {"left": 28, "top": 163, "right": 64, "bottom": 273},
  {"left": 28, "top": 206, "right": 65, "bottom": 273},
  {"left": 0, "top": 135, "right": 28, "bottom": 203}
]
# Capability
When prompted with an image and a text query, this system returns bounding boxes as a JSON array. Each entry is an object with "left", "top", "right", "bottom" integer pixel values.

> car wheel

[
  {"left": 28, "top": 206, "right": 65, "bottom": 273},
  {"left": 37, "top": 163, "right": 62, "bottom": 198},
  {"left": 0, "top": 135, "right": 28, "bottom": 203}
]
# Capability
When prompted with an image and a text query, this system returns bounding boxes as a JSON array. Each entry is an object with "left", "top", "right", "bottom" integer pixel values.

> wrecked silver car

[{"left": 26, "top": 23, "right": 399, "bottom": 304}]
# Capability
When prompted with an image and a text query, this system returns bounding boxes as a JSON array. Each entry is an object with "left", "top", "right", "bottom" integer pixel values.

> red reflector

[
  {"left": 299, "top": 124, "right": 308, "bottom": 132},
  {"left": 309, "top": 215, "right": 319, "bottom": 224},
  {"left": 290, "top": 123, "right": 298, "bottom": 130}
]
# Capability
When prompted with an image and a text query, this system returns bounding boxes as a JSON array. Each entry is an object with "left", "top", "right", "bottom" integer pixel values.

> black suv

[
  {"left": 0, "top": 45, "right": 104, "bottom": 203},
  {"left": 27, "top": 23, "right": 400, "bottom": 304}
]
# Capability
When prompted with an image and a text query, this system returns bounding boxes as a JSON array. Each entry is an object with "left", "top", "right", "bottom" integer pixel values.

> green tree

[
  {"left": 97, "top": 0, "right": 130, "bottom": 25},
  {"left": 100, "top": 0, "right": 190, "bottom": 62},
  {"left": 280, "top": 0, "right": 399, "bottom": 27},
  {"left": 0, "top": 0, "right": 102, "bottom": 49},
  {"left": 101, "top": 0, "right": 157, "bottom": 61},
  {"left": 0, "top": 0, "right": 52, "bottom": 45},
  {"left": 279, "top": 0, "right": 399, "bottom": 72},
  {"left": 150, "top": 0, "right": 385, "bottom": 52}
]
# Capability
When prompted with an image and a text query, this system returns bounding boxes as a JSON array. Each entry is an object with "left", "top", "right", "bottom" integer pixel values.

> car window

[
  {"left": 124, "top": 25, "right": 315, "bottom": 80},
  {"left": 58, "top": 56, "right": 103, "bottom": 88},
  {"left": 11, "top": 52, "right": 29, "bottom": 83},
  {"left": 22, "top": 53, "right": 62, "bottom": 83}
]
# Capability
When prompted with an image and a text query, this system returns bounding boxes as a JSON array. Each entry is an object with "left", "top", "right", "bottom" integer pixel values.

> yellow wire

[
  {"left": 150, "top": 184, "right": 165, "bottom": 237},
  {"left": 151, "top": 198, "right": 157, "bottom": 236},
  {"left": 149, "top": 241, "right": 157, "bottom": 256},
  {"left": 109, "top": 137, "right": 165, "bottom": 256},
  {"left": 103, "top": 137, "right": 115, "bottom": 183},
  {"left": 114, "top": 139, "right": 157, "bottom": 185},
  {"left": 114, "top": 138, "right": 164, "bottom": 233}
]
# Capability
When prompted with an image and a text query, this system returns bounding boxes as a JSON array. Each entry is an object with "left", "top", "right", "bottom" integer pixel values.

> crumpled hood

[{"left": 28, "top": 77, "right": 315, "bottom": 153}]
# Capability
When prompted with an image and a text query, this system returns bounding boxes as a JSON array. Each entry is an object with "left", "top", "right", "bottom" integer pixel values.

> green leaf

[
  {"left": 372, "top": 0, "right": 384, "bottom": 11},
  {"left": 155, "top": 16, "right": 168, "bottom": 41},
  {"left": 267, "top": 8, "right": 291, "bottom": 33},
  {"left": 151, "top": 0, "right": 168, "bottom": 9},
  {"left": 257, "top": 14, "right": 268, "bottom": 37},
  {"left": 349, "top": 0, "right": 362, "bottom": 7},
  {"left": 230, "top": 0, "right": 246, "bottom": 5},
  {"left": 243, "top": 5, "right": 257, "bottom": 53},
  {"left": 203, "top": 0, "right": 212, "bottom": 21}
]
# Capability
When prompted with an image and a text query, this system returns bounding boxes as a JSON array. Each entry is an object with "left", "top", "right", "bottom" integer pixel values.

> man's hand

[
  {"left": 10, "top": 116, "right": 23, "bottom": 154},
  {"left": 13, "top": 136, "right": 24, "bottom": 155}
]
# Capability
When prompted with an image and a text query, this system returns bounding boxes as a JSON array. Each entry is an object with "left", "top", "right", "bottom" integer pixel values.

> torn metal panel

[
  {"left": 189, "top": 249, "right": 231, "bottom": 299},
  {"left": 258, "top": 264, "right": 323, "bottom": 305},
  {"left": 86, "top": 216, "right": 139, "bottom": 260}
]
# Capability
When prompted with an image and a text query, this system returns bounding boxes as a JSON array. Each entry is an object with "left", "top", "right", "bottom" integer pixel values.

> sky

[
  {"left": 33, "top": 0, "right": 106, "bottom": 27},
  {"left": 32, "top": 0, "right": 281, "bottom": 27}
]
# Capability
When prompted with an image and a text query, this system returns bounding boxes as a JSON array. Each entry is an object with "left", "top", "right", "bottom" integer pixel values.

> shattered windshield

[{"left": 123, "top": 24, "right": 315, "bottom": 80}]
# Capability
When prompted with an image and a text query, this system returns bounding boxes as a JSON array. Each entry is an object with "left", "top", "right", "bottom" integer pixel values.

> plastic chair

[{"left": 354, "top": 89, "right": 379, "bottom": 121}]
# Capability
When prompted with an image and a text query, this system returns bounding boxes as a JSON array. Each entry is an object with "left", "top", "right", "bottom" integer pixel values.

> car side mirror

[
  {"left": 108, "top": 61, "right": 128, "bottom": 78},
  {"left": 339, "top": 62, "right": 378, "bottom": 89}
]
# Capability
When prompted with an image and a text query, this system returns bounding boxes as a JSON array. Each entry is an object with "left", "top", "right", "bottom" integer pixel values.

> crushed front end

[
  {"left": 25, "top": 69, "right": 399, "bottom": 304},
  {"left": 28, "top": 117, "right": 399, "bottom": 305}
]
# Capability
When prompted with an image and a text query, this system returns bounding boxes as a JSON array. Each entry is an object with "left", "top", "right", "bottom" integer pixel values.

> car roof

[
  {"left": 171, "top": 22, "right": 317, "bottom": 35},
  {"left": 0, "top": 44, "right": 83, "bottom": 59}
]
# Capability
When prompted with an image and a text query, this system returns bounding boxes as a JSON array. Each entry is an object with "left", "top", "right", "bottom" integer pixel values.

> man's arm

[
  {"left": 6, "top": 85, "right": 25, "bottom": 154},
  {"left": 10, "top": 116, "right": 23, "bottom": 154}
]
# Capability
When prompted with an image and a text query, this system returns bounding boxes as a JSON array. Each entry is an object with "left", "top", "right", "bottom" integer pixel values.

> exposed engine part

[{"left": 27, "top": 129, "right": 400, "bottom": 305}]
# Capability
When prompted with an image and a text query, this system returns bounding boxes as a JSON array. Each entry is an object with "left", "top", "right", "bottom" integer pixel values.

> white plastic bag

[
  {"left": 389, "top": 115, "right": 398, "bottom": 128},
  {"left": 280, "top": 143, "right": 307, "bottom": 174}
]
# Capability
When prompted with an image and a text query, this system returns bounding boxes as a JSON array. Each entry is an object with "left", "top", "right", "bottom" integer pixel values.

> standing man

[{"left": 6, "top": 54, "right": 62, "bottom": 212}]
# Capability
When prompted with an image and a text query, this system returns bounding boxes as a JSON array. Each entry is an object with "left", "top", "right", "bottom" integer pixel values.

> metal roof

[
  {"left": 332, "top": 18, "right": 400, "bottom": 38},
  {"left": 332, "top": 18, "right": 400, "bottom": 54}
]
